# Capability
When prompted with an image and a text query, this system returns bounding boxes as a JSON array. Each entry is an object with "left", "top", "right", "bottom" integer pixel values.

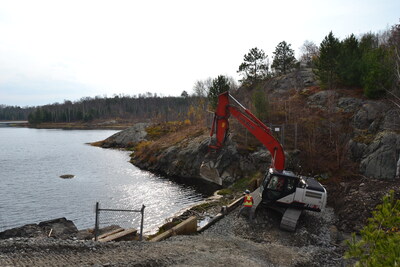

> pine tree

[
  {"left": 314, "top": 32, "right": 341, "bottom": 89},
  {"left": 207, "top": 75, "right": 230, "bottom": 110},
  {"left": 252, "top": 88, "right": 268, "bottom": 121},
  {"left": 271, "top": 41, "right": 296, "bottom": 75},
  {"left": 238, "top": 47, "right": 269, "bottom": 85},
  {"left": 338, "top": 34, "right": 362, "bottom": 87},
  {"left": 361, "top": 47, "right": 394, "bottom": 98}
]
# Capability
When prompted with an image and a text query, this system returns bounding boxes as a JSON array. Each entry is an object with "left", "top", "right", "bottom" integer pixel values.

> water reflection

[{"left": 0, "top": 128, "right": 206, "bottom": 233}]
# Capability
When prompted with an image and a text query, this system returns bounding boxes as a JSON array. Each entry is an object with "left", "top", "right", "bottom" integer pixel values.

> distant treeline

[
  {"left": 0, "top": 105, "right": 34, "bottom": 121},
  {"left": 1, "top": 95, "right": 206, "bottom": 124}
]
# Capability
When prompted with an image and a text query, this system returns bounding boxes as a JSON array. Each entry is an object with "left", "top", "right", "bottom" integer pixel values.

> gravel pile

[{"left": 0, "top": 206, "right": 346, "bottom": 267}]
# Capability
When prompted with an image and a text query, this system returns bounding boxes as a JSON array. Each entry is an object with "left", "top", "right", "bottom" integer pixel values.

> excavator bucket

[{"left": 199, "top": 159, "right": 222, "bottom": 185}]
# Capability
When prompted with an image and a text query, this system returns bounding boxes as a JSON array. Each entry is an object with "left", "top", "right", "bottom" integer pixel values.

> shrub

[
  {"left": 345, "top": 190, "right": 400, "bottom": 266},
  {"left": 217, "top": 189, "right": 233, "bottom": 195}
]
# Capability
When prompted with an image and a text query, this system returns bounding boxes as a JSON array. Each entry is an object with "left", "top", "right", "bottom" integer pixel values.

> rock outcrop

[
  {"left": 131, "top": 134, "right": 273, "bottom": 187},
  {"left": 349, "top": 101, "right": 400, "bottom": 179},
  {"left": 98, "top": 123, "right": 149, "bottom": 148},
  {"left": 0, "top": 218, "right": 78, "bottom": 240},
  {"left": 359, "top": 132, "right": 400, "bottom": 179}
]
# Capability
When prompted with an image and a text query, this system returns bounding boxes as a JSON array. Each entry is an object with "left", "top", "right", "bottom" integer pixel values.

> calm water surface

[{"left": 0, "top": 128, "right": 204, "bottom": 233}]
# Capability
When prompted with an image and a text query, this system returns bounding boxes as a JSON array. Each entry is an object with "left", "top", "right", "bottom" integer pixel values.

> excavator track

[
  {"left": 280, "top": 208, "right": 303, "bottom": 232},
  {"left": 250, "top": 187, "right": 302, "bottom": 232}
]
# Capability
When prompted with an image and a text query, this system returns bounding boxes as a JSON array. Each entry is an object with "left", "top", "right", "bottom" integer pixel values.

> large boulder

[
  {"left": 38, "top": 218, "right": 79, "bottom": 239},
  {"left": 0, "top": 218, "right": 78, "bottom": 240},
  {"left": 0, "top": 224, "right": 44, "bottom": 239}
]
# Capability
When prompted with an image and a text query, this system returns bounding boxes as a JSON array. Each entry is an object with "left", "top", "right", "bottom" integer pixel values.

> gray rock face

[
  {"left": 359, "top": 132, "right": 400, "bottom": 179},
  {"left": 132, "top": 135, "right": 210, "bottom": 181},
  {"left": 337, "top": 97, "right": 363, "bottom": 113},
  {"left": 132, "top": 135, "right": 273, "bottom": 186},
  {"left": 382, "top": 109, "right": 400, "bottom": 131},
  {"left": 352, "top": 101, "right": 387, "bottom": 130},
  {"left": 266, "top": 69, "right": 317, "bottom": 95},
  {"left": 101, "top": 123, "right": 149, "bottom": 148},
  {"left": 307, "top": 90, "right": 339, "bottom": 108},
  {"left": 348, "top": 140, "right": 368, "bottom": 162}
]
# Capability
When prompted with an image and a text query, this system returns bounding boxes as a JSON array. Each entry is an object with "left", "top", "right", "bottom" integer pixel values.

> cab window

[
  {"left": 267, "top": 175, "right": 285, "bottom": 191},
  {"left": 285, "top": 178, "right": 296, "bottom": 192}
]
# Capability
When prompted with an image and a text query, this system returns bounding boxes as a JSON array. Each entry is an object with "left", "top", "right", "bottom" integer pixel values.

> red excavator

[{"left": 200, "top": 91, "right": 327, "bottom": 231}]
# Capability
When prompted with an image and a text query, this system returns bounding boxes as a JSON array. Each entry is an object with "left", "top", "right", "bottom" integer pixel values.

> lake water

[{"left": 0, "top": 127, "right": 205, "bottom": 233}]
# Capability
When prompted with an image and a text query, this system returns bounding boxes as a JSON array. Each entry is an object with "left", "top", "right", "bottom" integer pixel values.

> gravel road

[{"left": 0, "top": 206, "right": 345, "bottom": 267}]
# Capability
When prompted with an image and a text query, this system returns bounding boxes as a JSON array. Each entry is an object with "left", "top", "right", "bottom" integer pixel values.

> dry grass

[{"left": 133, "top": 122, "right": 207, "bottom": 161}]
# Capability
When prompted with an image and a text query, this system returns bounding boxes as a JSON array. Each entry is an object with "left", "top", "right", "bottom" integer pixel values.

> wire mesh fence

[
  {"left": 94, "top": 202, "right": 145, "bottom": 241},
  {"left": 268, "top": 123, "right": 298, "bottom": 150},
  {"left": 206, "top": 111, "right": 298, "bottom": 150}
]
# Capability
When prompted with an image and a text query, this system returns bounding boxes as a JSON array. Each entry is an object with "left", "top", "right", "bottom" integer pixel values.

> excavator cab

[{"left": 261, "top": 168, "right": 299, "bottom": 205}]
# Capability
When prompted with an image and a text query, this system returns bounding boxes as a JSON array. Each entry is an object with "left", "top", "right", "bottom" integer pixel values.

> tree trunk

[{"left": 396, "top": 153, "right": 400, "bottom": 179}]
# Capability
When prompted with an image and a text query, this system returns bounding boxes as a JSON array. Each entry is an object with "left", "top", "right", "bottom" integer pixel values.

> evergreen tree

[
  {"left": 314, "top": 32, "right": 341, "bottom": 89},
  {"left": 238, "top": 47, "right": 269, "bottom": 85},
  {"left": 271, "top": 41, "right": 296, "bottom": 75},
  {"left": 252, "top": 88, "right": 268, "bottom": 121},
  {"left": 208, "top": 75, "right": 230, "bottom": 110},
  {"left": 338, "top": 34, "right": 362, "bottom": 87},
  {"left": 361, "top": 47, "right": 394, "bottom": 98},
  {"left": 345, "top": 190, "right": 400, "bottom": 266}
]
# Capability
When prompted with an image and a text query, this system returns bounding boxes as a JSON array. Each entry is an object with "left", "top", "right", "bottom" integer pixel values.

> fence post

[
  {"left": 140, "top": 204, "right": 145, "bottom": 241},
  {"left": 94, "top": 202, "right": 99, "bottom": 241},
  {"left": 294, "top": 123, "right": 298, "bottom": 150}
]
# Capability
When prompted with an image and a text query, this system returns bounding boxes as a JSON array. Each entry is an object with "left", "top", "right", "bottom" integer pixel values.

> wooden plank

[
  {"left": 97, "top": 228, "right": 124, "bottom": 240},
  {"left": 99, "top": 228, "right": 137, "bottom": 242},
  {"left": 150, "top": 216, "right": 197, "bottom": 242}
]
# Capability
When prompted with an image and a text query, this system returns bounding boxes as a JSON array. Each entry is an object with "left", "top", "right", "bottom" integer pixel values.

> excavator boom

[{"left": 210, "top": 91, "right": 285, "bottom": 171}]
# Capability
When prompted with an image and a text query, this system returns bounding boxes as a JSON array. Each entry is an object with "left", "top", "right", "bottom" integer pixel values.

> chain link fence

[
  {"left": 94, "top": 202, "right": 145, "bottom": 241},
  {"left": 206, "top": 111, "right": 298, "bottom": 150},
  {"left": 268, "top": 123, "right": 298, "bottom": 150}
]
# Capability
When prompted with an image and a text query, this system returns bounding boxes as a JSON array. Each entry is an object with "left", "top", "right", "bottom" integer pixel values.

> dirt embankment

[{"left": 326, "top": 177, "right": 400, "bottom": 233}]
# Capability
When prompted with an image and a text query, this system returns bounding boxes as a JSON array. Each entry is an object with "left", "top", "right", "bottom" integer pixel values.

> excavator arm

[{"left": 209, "top": 91, "right": 285, "bottom": 171}]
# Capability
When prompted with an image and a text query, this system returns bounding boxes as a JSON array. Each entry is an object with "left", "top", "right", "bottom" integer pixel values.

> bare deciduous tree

[
  {"left": 192, "top": 78, "right": 213, "bottom": 97},
  {"left": 299, "top": 40, "right": 319, "bottom": 67}
]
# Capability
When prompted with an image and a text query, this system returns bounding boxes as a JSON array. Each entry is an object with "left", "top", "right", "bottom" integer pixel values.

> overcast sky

[{"left": 0, "top": 0, "right": 399, "bottom": 106}]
